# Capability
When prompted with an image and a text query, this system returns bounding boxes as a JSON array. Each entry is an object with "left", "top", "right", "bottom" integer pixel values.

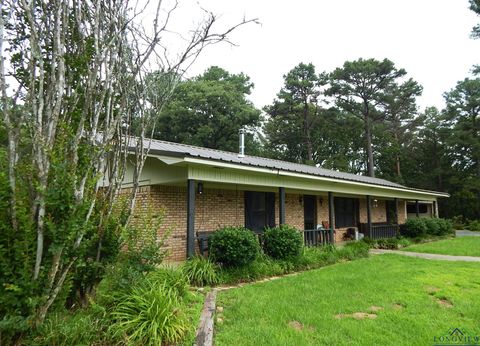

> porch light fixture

[
  {"left": 318, "top": 197, "right": 323, "bottom": 206},
  {"left": 197, "top": 182, "right": 203, "bottom": 195},
  {"left": 373, "top": 199, "right": 378, "bottom": 208},
  {"left": 298, "top": 196, "right": 303, "bottom": 205}
]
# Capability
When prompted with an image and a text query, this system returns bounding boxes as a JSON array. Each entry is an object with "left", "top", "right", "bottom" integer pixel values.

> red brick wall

[{"left": 131, "top": 185, "right": 408, "bottom": 260}]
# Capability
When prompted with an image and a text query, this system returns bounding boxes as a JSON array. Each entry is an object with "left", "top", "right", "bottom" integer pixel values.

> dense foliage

[
  {"left": 182, "top": 256, "right": 219, "bottom": 286},
  {"left": 151, "top": 66, "right": 262, "bottom": 153},
  {"left": 262, "top": 225, "right": 304, "bottom": 260},
  {"left": 208, "top": 227, "right": 260, "bottom": 267},
  {"left": 400, "top": 218, "right": 453, "bottom": 238}
]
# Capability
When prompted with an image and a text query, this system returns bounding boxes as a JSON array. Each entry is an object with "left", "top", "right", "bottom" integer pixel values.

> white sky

[{"left": 176, "top": 0, "right": 480, "bottom": 112}]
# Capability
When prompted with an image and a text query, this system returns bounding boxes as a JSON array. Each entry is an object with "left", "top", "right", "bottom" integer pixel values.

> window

[
  {"left": 245, "top": 191, "right": 275, "bottom": 233},
  {"left": 407, "top": 203, "right": 428, "bottom": 214},
  {"left": 334, "top": 197, "right": 359, "bottom": 228}
]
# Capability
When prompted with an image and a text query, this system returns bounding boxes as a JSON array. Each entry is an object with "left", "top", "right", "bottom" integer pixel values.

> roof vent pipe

[{"left": 238, "top": 128, "right": 245, "bottom": 158}]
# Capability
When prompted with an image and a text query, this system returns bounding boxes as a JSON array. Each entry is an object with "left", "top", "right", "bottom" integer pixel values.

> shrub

[
  {"left": 376, "top": 238, "right": 400, "bottom": 249},
  {"left": 361, "top": 237, "right": 376, "bottom": 248},
  {"left": 397, "top": 237, "right": 412, "bottom": 248},
  {"left": 338, "top": 241, "right": 370, "bottom": 259},
  {"left": 109, "top": 282, "right": 190, "bottom": 346},
  {"left": 292, "top": 246, "right": 339, "bottom": 270},
  {"left": 436, "top": 218, "right": 454, "bottom": 235},
  {"left": 467, "top": 220, "right": 480, "bottom": 232},
  {"left": 451, "top": 215, "right": 465, "bottom": 230},
  {"left": 147, "top": 267, "right": 189, "bottom": 298},
  {"left": 182, "top": 257, "right": 219, "bottom": 287},
  {"left": 30, "top": 310, "right": 107, "bottom": 346},
  {"left": 208, "top": 227, "right": 260, "bottom": 267},
  {"left": 424, "top": 218, "right": 440, "bottom": 235},
  {"left": 218, "top": 254, "right": 285, "bottom": 284},
  {"left": 262, "top": 225, "right": 303, "bottom": 260},
  {"left": 401, "top": 218, "right": 428, "bottom": 238}
]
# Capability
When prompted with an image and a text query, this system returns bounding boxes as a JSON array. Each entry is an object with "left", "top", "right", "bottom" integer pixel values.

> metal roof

[{"left": 138, "top": 137, "right": 440, "bottom": 190}]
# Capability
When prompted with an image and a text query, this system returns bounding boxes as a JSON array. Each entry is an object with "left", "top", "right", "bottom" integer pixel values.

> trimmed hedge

[
  {"left": 262, "top": 225, "right": 303, "bottom": 260},
  {"left": 208, "top": 227, "right": 260, "bottom": 267},
  {"left": 400, "top": 218, "right": 453, "bottom": 238}
]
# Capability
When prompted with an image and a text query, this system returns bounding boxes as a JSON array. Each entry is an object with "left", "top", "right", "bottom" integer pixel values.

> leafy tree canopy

[{"left": 152, "top": 66, "right": 261, "bottom": 152}]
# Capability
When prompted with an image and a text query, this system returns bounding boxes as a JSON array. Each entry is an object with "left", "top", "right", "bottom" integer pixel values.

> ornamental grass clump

[
  {"left": 262, "top": 225, "right": 303, "bottom": 260},
  {"left": 182, "top": 256, "right": 219, "bottom": 286},
  {"left": 147, "top": 267, "right": 190, "bottom": 298},
  {"left": 109, "top": 281, "right": 190, "bottom": 346},
  {"left": 208, "top": 227, "right": 260, "bottom": 267}
]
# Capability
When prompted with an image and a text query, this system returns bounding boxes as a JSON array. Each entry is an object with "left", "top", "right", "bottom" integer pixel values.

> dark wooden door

[{"left": 304, "top": 195, "right": 317, "bottom": 230}]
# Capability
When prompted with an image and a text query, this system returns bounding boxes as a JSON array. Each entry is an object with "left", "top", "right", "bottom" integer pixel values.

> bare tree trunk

[
  {"left": 3, "top": 0, "right": 258, "bottom": 326},
  {"left": 365, "top": 116, "right": 375, "bottom": 177}
]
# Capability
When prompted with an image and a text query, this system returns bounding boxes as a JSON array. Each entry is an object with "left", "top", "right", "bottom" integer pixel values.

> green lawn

[
  {"left": 402, "top": 237, "right": 480, "bottom": 257},
  {"left": 214, "top": 255, "right": 480, "bottom": 346}
]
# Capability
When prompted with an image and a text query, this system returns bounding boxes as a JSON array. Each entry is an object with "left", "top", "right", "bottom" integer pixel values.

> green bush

[
  {"left": 376, "top": 238, "right": 400, "bottom": 249},
  {"left": 292, "top": 246, "right": 339, "bottom": 270},
  {"left": 218, "top": 254, "right": 285, "bottom": 284},
  {"left": 361, "top": 237, "right": 377, "bottom": 248},
  {"left": 401, "top": 218, "right": 428, "bottom": 238},
  {"left": 109, "top": 282, "right": 190, "bottom": 345},
  {"left": 182, "top": 256, "right": 219, "bottom": 287},
  {"left": 450, "top": 215, "right": 465, "bottom": 230},
  {"left": 338, "top": 241, "right": 370, "bottom": 260},
  {"left": 435, "top": 218, "right": 454, "bottom": 235},
  {"left": 29, "top": 309, "right": 107, "bottom": 346},
  {"left": 397, "top": 237, "right": 412, "bottom": 248},
  {"left": 262, "top": 225, "right": 303, "bottom": 260},
  {"left": 147, "top": 267, "right": 189, "bottom": 298},
  {"left": 467, "top": 220, "right": 480, "bottom": 232},
  {"left": 208, "top": 227, "right": 260, "bottom": 267},
  {"left": 424, "top": 218, "right": 441, "bottom": 235}
]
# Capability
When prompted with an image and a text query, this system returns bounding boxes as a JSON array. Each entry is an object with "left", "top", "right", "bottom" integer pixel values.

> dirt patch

[
  {"left": 369, "top": 306, "right": 384, "bottom": 312},
  {"left": 425, "top": 286, "right": 440, "bottom": 295},
  {"left": 288, "top": 320, "right": 304, "bottom": 330},
  {"left": 437, "top": 298, "right": 453, "bottom": 308},
  {"left": 335, "top": 312, "right": 377, "bottom": 320},
  {"left": 216, "top": 306, "right": 224, "bottom": 313},
  {"left": 392, "top": 303, "right": 405, "bottom": 310}
]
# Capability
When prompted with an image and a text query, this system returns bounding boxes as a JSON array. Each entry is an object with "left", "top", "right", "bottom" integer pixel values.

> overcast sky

[{"left": 179, "top": 0, "right": 480, "bottom": 112}]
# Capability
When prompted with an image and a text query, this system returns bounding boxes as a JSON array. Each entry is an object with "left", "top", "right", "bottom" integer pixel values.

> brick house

[{"left": 122, "top": 138, "right": 449, "bottom": 261}]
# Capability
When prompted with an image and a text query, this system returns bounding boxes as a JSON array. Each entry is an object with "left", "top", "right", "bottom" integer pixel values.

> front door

[{"left": 304, "top": 195, "right": 317, "bottom": 230}]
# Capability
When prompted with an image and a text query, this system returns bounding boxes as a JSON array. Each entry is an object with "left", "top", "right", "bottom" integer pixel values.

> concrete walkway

[
  {"left": 456, "top": 230, "right": 480, "bottom": 237},
  {"left": 370, "top": 249, "right": 480, "bottom": 262}
]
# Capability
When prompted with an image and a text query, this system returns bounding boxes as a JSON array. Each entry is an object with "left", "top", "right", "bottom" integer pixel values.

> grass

[
  {"left": 214, "top": 255, "right": 480, "bottom": 346},
  {"left": 402, "top": 237, "right": 480, "bottom": 257}
]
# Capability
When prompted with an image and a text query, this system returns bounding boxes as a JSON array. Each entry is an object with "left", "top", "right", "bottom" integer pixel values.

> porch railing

[
  {"left": 303, "top": 229, "right": 334, "bottom": 247},
  {"left": 361, "top": 223, "right": 399, "bottom": 239}
]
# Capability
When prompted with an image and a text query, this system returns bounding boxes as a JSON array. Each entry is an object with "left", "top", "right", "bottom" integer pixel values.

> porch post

[
  {"left": 415, "top": 200, "right": 420, "bottom": 218},
  {"left": 394, "top": 197, "right": 399, "bottom": 235},
  {"left": 366, "top": 195, "right": 372, "bottom": 237},
  {"left": 393, "top": 198, "right": 398, "bottom": 224},
  {"left": 279, "top": 187, "right": 286, "bottom": 225},
  {"left": 187, "top": 179, "right": 196, "bottom": 258},
  {"left": 328, "top": 192, "right": 334, "bottom": 243},
  {"left": 433, "top": 201, "right": 437, "bottom": 217}
]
